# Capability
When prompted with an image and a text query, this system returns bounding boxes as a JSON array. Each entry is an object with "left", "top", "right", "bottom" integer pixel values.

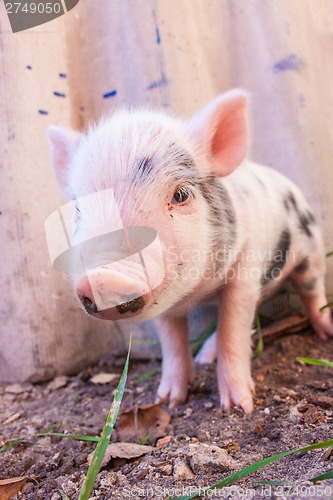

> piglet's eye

[{"left": 171, "top": 187, "right": 191, "bottom": 204}]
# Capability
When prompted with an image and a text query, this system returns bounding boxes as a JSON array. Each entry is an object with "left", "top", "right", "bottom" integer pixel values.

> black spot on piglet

[
  {"left": 299, "top": 210, "right": 315, "bottom": 238},
  {"left": 283, "top": 191, "right": 315, "bottom": 237},
  {"left": 261, "top": 229, "right": 291, "bottom": 285},
  {"left": 294, "top": 257, "right": 310, "bottom": 274},
  {"left": 136, "top": 157, "right": 153, "bottom": 175}
]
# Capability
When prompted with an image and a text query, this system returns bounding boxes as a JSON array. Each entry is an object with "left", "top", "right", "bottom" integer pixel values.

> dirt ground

[{"left": 1, "top": 327, "right": 333, "bottom": 500}]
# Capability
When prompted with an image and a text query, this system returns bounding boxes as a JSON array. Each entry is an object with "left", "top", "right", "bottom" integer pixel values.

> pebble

[
  {"left": 5, "top": 383, "right": 31, "bottom": 395},
  {"left": 48, "top": 376, "right": 69, "bottom": 391},
  {"left": 173, "top": 458, "right": 194, "bottom": 480},
  {"left": 186, "top": 443, "right": 237, "bottom": 473},
  {"left": 203, "top": 401, "right": 213, "bottom": 409},
  {"left": 184, "top": 407, "right": 193, "bottom": 417}
]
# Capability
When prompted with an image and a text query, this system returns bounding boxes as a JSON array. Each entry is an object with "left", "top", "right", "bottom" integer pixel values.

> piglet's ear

[
  {"left": 47, "top": 125, "right": 82, "bottom": 195},
  {"left": 188, "top": 89, "right": 249, "bottom": 177}
]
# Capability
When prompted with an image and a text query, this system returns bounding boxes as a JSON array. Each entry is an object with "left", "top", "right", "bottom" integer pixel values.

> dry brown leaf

[
  {"left": 118, "top": 404, "right": 170, "bottom": 444},
  {"left": 88, "top": 442, "right": 154, "bottom": 467},
  {"left": 90, "top": 373, "right": 120, "bottom": 384},
  {"left": 0, "top": 477, "right": 28, "bottom": 500}
]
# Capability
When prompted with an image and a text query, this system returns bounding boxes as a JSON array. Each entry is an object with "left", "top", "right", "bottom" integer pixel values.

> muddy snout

[{"left": 76, "top": 269, "right": 153, "bottom": 320}]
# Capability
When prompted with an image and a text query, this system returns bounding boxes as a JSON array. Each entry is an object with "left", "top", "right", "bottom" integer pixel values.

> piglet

[{"left": 47, "top": 90, "right": 333, "bottom": 413}]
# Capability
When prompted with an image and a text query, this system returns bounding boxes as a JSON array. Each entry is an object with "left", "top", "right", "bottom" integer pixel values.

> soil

[{"left": 1, "top": 328, "right": 333, "bottom": 500}]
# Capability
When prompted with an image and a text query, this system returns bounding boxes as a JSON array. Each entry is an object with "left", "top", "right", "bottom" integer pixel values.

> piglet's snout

[{"left": 76, "top": 269, "right": 152, "bottom": 320}]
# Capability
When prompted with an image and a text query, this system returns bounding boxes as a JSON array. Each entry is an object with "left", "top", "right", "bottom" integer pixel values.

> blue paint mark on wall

[
  {"left": 38, "top": 110, "right": 48, "bottom": 115},
  {"left": 155, "top": 26, "right": 161, "bottom": 44},
  {"left": 53, "top": 91, "right": 66, "bottom": 97},
  {"left": 59, "top": 73, "right": 67, "bottom": 78},
  {"left": 146, "top": 71, "right": 167, "bottom": 91},
  {"left": 26, "top": 65, "right": 32, "bottom": 70},
  {"left": 273, "top": 54, "right": 305, "bottom": 73},
  {"left": 103, "top": 90, "right": 117, "bottom": 99},
  {"left": 152, "top": 9, "right": 161, "bottom": 44}
]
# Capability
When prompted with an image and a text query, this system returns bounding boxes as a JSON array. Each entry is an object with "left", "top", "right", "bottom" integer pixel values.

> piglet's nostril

[
  {"left": 80, "top": 295, "right": 98, "bottom": 315},
  {"left": 116, "top": 296, "right": 145, "bottom": 314}
]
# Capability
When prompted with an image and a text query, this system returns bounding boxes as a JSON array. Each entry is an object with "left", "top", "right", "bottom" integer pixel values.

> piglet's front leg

[
  {"left": 217, "top": 275, "right": 259, "bottom": 414},
  {"left": 155, "top": 315, "right": 194, "bottom": 407}
]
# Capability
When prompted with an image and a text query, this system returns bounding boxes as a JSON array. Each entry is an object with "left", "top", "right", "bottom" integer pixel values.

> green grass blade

[
  {"left": 79, "top": 337, "right": 132, "bottom": 500},
  {"left": 1, "top": 421, "right": 63, "bottom": 453},
  {"left": 296, "top": 357, "right": 333, "bottom": 368},
  {"left": 59, "top": 490, "right": 70, "bottom": 500},
  {"left": 167, "top": 439, "right": 333, "bottom": 500},
  {"left": 132, "top": 338, "right": 160, "bottom": 345},
  {"left": 139, "top": 432, "right": 152, "bottom": 445},
  {"left": 133, "top": 368, "right": 160, "bottom": 385},
  {"left": 190, "top": 322, "right": 217, "bottom": 345},
  {"left": 319, "top": 302, "right": 333, "bottom": 312},
  {"left": 37, "top": 432, "right": 100, "bottom": 442},
  {"left": 36, "top": 420, "right": 62, "bottom": 435},
  {"left": 253, "top": 313, "right": 264, "bottom": 358},
  {"left": 254, "top": 480, "right": 289, "bottom": 486},
  {"left": 191, "top": 322, "right": 217, "bottom": 356},
  {"left": 310, "top": 469, "right": 333, "bottom": 482},
  {"left": 0, "top": 437, "right": 23, "bottom": 453}
]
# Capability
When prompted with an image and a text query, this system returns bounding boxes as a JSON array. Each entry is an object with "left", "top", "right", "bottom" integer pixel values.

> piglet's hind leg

[{"left": 291, "top": 251, "right": 333, "bottom": 340}]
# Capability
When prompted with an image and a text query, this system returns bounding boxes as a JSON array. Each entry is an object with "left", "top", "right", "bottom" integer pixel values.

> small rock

[
  {"left": 188, "top": 443, "right": 237, "bottom": 473},
  {"left": 136, "top": 468, "right": 149, "bottom": 479},
  {"left": 74, "top": 453, "right": 87, "bottom": 467},
  {"left": 90, "top": 373, "right": 120, "bottom": 384},
  {"left": 159, "top": 463, "right": 173, "bottom": 475},
  {"left": 50, "top": 494, "right": 61, "bottom": 500},
  {"left": 5, "top": 383, "right": 30, "bottom": 395},
  {"left": 60, "top": 480, "right": 78, "bottom": 497},
  {"left": 173, "top": 458, "right": 194, "bottom": 481},
  {"left": 281, "top": 388, "right": 297, "bottom": 398},
  {"left": 264, "top": 407, "right": 270, "bottom": 415},
  {"left": 48, "top": 376, "right": 69, "bottom": 391},
  {"left": 203, "top": 401, "right": 213, "bottom": 409},
  {"left": 184, "top": 407, "right": 193, "bottom": 417},
  {"left": 225, "top": 439, "right": 240, "bottom": 454},
  {"left": 197, "top": 430, "right": 211, "bottom": 441},
  {"left": 289, "top": 405, "right": 302, "bottom": 424},
  {"left": 310, "top": 395, "right": 333, "bottom": 408}
]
